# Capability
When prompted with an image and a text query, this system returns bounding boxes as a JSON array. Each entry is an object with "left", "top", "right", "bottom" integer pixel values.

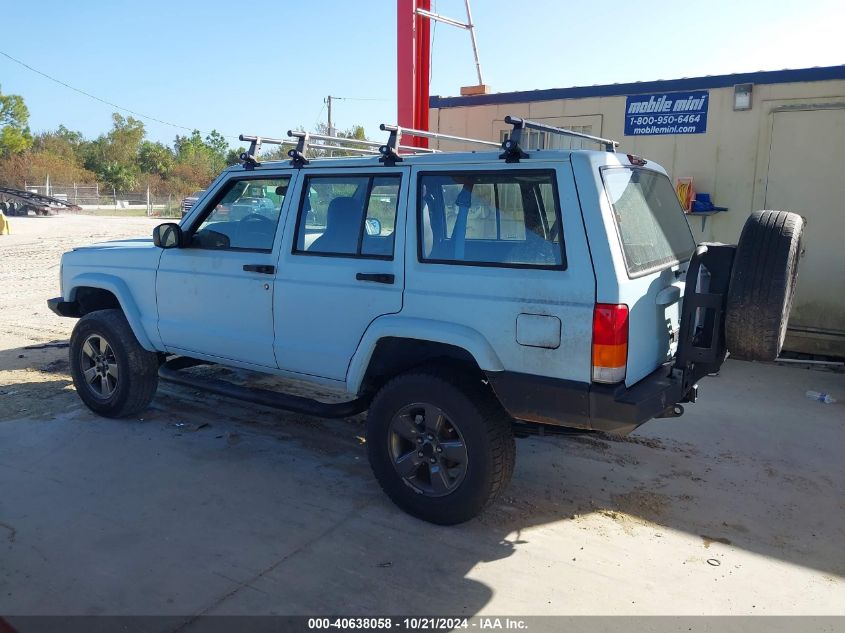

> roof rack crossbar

[
  {"left": 378, "top": 123, "right": 497, "bottom": 165},
  {"left": 304, "top": 143, "right": 380, "bottom": 156},
  {"left": 238, "top": 134, "right": 293, "bottom": 168},
  {"left": 380, "top": 123, "right": 499, "bottom": 149},
  {"left": 503, "top": 116, "right": 619, "bottom": 155}
]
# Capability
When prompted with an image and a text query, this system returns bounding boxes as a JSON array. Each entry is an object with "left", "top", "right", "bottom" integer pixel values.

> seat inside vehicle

[{"left": 309, "top": 196, "right": 364, "bottom": 254}]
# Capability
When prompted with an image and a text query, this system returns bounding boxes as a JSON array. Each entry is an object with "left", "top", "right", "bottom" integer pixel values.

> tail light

[{"left": 592, "top": 304, "right": 629, "bottom": 383}]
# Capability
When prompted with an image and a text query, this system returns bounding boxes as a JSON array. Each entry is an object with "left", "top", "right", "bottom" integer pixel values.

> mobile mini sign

[{"left": 624, "top": 90, "right": 709, "bottom": 136}]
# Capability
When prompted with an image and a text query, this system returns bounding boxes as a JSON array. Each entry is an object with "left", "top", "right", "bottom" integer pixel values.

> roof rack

[
  {"left": 239, "top": 113, "right": 620, "bottom": 169},
  {"left": 500, "top": 116, "right": 619, "bottom": 161},
  {"left": 239, "top": 130, "right": 437, "bottom": 169}
]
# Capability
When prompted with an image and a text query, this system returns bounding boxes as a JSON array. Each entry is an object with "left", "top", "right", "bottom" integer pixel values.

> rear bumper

[
  {"left": 47, "top": 297, "right": 80, "bottom": 318},
  {"left": 487, "top": 364, "right": 694, "bottom": 436},
  {"left": 589, "top": 365, "right": 690, "bottom": 434}
]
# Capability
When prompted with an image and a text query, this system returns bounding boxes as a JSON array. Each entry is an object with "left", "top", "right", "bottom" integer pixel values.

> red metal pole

[
  {"left": 397, "top": 0, "right": 430, "bottom": 147},
  {"left": 397, "top": 0, "right": 416, "bottom": 133},
  {"left": 414, "top": 0, "right": 431, "bottom": 147}
]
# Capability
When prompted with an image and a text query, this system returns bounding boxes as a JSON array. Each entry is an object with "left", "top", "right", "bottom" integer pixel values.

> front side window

[
  {"left": 419, "top": 171, "right": 565, "bottom": 268},
  {"left": 190, "top": 177, "right": 290, "bottom": 251},
  {"left": 602, "top": 168, "right": 696, "bottom": 276},
  {"left": 295, "top": 175, "right": 401, "bottom": 258}
]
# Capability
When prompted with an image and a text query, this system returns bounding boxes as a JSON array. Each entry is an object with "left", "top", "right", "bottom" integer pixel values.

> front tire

[
  {"left": 366, "top": 367, "right": 515, "bottom": 525},
  {"left": 69, "top": 309, "right": 159, "bottom": 418}
]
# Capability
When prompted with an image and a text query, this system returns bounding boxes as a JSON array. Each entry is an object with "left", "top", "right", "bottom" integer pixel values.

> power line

[
  {"left": 328, "top": 96, "right": 390, "bottom": 101},
  {"left": 0, "top": 49, "right": 239, "bottom": 139}
]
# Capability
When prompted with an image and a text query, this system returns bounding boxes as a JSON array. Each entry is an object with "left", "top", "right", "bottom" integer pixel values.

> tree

[
  {"left": 83, "top": 113, "right": 146, "bottom": 189},
  {"left": 172, "top": 129, "right": 228, "bottom": 187},
  {"left": 204, "top": 130, "right": 228, "bottom": 162},
  {"left": 104, "top": 113, "right": 145, "bottom": 165},
  {"left": 138, "top": 141, "right": 174, "bottom": 176},
  {"left": 225, "top": 147, "right": 246, "bottom": 166},
  {"left": 98, "top": 162, "right": 138, "bottom": 192},
  {"left": 0, "top": 85, "right": 33, "bottom": 156},
  {"left": 33, "top": 125, "right": 85, "bottom": 160}
]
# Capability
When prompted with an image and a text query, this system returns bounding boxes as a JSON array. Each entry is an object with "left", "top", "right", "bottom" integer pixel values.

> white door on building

[{"left": 765, "top": 107, "right": 845, "bottom": 352}]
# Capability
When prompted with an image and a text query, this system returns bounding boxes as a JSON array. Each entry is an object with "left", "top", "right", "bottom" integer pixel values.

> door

[
  {"left": 407, "top": 162, "right": 596, "bottom": 386},
  {"left": 156, "top": 171, "right": 297, "bottom": 367},
  {"left": 273, "top": 167, "right": 409, "bottom": 380},
  {"left": 598, "top": 165, "right": 696, "bottom": 386},
  {"left": 765, "top": 107, "right": 845, "bottom": 350}
]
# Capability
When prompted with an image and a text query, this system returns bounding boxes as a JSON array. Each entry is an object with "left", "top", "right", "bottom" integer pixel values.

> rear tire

[
  {"left": 69, "top": 309, "right": 159, "bottom": 417},
  {"left": 366, "top": 367, "right": 515, "bottom": 525},
  {"left": 725, "top": 210, "right": 804, "bottom": 361}
]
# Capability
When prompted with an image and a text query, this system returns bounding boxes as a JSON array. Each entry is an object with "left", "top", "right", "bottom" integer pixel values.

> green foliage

[
  {"left": 172, "top": 129, "right": 231, "bottom": 185},
  {"left": 34, "top": 125, "right": 85, "bottom": 160},
  {"left": 81, "top": 114, "right": 146, "bottom": 191},
  {"left": 138, "top": 141, "right": 174, "bottom": 176},
  {"left": 98, "top": 162, "right": 138, "bottom": 192},
  {"left": 0, "top": 85, "right": 33, "bottom": 156},
  {"left": 0, "top": 126, "right": 33, "bottom": 156},
  {"left": 0, "top": 99, "right": 370, "bottom": 197},
  {"left": 225, "top": 147, "right": 246, "bottom": 166}
]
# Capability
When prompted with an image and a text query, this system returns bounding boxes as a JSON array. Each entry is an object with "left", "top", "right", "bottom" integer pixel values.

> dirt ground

[{"left": 1, "top": 214, "right": 844, "bottom": 619}]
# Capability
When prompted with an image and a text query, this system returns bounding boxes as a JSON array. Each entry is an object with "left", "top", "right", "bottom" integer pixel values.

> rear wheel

[
  {"left": 725, "top": 210, "right": 804, "bottom": 361},
  {"left": 366, "top": 367, "right": 515, "bottom": 525},
  {"left": 69, "top": 309, "right": 159, "bottom": 417}
]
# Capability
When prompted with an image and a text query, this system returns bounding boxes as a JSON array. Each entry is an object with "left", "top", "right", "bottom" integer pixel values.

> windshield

[{"left": 602, "top": 167, "right": 695, "bottom": 276}]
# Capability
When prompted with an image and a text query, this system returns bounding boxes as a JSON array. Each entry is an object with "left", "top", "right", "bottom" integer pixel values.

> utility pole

[{"left": 325, "top": 95, "right": 334, "bottom": 137}]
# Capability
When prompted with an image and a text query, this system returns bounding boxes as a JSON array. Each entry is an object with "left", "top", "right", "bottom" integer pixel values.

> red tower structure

[{"left": 397, "top": 0, "right": 431, "bottom": 147}]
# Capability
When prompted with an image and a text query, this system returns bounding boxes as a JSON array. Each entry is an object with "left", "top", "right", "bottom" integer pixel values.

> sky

[{"left": 0, "top": 0, "right": 843, "bottom": 149}]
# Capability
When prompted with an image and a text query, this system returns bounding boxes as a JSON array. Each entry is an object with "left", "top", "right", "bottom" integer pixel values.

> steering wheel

[{"left": 241, "top": 213, "right": 272, "bottom": 223}]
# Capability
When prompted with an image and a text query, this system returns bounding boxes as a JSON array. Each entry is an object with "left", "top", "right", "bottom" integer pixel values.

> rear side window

[
  {"left": 419, "top": 171, "right": 565, "bottom": 268},
  {"left": 294, "top": 175, "right": 401, "bottom": 259},
  {"left": 602, "top": 168, "right": 695, "bottom": 276}
]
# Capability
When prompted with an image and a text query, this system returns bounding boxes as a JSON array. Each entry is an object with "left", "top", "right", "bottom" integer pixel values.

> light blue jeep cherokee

[{"left": 49, "top": 118, "right": 804, "bottom": 524}]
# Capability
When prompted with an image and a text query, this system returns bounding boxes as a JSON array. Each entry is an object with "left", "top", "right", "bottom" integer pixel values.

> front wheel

[
  {"left": 69, "top": 309, "right": 160, "bottom": 418},
  {"left": 366, "top": 368, "right": 515, "bottom": 525}
]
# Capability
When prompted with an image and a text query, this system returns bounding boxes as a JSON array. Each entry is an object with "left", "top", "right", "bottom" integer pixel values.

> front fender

[
  {"left": 345, "top": 315, "right": 504, "bottom": 394},
  {"left": 66, "top": 272, "right": 158, "bottom": 352}
]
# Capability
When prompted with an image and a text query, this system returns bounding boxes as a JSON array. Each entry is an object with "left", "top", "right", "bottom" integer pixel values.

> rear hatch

[{"left": 600, "top": 166, "right": 696, "bottom": 387}]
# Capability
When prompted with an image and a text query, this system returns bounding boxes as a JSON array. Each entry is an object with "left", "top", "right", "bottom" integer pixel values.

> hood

[{"left": 72, "top": 237, "right": 156, "bottom": 251}]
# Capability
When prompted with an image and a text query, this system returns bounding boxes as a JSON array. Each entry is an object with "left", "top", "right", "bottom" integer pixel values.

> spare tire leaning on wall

[{"left": 725, "top": 210, "right": 805, "bottom": 361}]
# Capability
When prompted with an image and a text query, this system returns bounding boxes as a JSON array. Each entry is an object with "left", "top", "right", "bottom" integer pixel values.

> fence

[{"left": 23, "top": 182, "right": 183, "bottom": 217}]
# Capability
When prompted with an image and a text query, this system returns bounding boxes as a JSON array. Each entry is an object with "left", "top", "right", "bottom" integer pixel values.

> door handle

[
  {"left": 356, "top": 273, "right": 395, "bottom": 284},
  {"left": 243, "top": 264, "right": 276, "bottom": 274}
]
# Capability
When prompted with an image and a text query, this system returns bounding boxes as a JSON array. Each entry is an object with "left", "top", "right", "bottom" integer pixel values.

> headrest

[{"left": 326, "top": 196, "right": 361, "bottom": 228}]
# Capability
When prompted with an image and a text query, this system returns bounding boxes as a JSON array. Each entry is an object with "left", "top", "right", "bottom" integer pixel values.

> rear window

[{"left": 602, "top": 167, "right": 695, "bottom": 276}]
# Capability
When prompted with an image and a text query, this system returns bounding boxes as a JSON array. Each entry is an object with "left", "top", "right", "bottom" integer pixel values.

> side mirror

[
  {"left": 153, "top": 223, "right": 183, "bottom": 249},
  {"left": 365, "top": 217, "right": 382, "bottom": 236}
]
